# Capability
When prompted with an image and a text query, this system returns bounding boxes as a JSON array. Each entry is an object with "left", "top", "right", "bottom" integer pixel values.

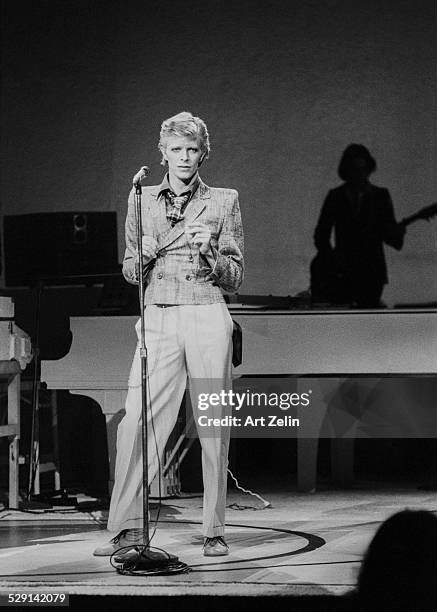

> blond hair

[{"left": 158, "top": 111, "right": 210, "bottom": 166}]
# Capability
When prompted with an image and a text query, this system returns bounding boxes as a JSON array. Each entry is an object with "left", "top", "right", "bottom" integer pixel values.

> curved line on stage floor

[{"left": 156, "top": 519, "right": 326, "bottom": 568}]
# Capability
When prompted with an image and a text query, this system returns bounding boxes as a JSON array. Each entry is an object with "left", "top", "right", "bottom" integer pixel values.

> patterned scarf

[{"left": 166, "top": 190, "right": 191, "bottom": 226}]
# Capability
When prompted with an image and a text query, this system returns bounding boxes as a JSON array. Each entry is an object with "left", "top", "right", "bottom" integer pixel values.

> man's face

[
  {"left": 162, "top": 136, "right": 204, "bottom": 184},
  {"left": 349, "top": 157, "right": 370, "bottom": 184}
]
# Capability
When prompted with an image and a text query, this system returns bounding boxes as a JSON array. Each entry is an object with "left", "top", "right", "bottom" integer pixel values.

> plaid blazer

[{"left": 122, "top": 178, "right": 244, "bottom": 304}]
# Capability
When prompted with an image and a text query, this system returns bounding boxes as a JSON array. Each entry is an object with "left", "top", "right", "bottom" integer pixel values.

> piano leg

[
  {"left": 296, "top": 378, "right": 329, "bottom": 492},
  {"left": 70, "top": 389, "right": 127, "bottom": 494},
  {"left": 8, "top": 366, "right": 20, "bottom": 509},
  {"left": 331, "top": 438, "right": 355, "bottom": 487},
  {"left": 297, "top": 438, "right": 319, "bottom": 493}
]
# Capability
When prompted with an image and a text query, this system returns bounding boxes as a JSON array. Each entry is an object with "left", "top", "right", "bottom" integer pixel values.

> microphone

[{"left": 133, "top": 166, "right": 150, "bottom": 186}]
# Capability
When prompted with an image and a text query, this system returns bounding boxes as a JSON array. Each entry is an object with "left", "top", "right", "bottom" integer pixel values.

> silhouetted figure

[
  {"left": 355, "top": 509, "right": 437, "bottom": 610},
  {"left": 312, "top": 144, "right": 405, "bottom": 308}
]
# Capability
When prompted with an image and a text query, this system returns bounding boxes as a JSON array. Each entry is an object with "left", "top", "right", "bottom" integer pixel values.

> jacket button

[
  {"left": 188, "top": 255, "right": 194, "bottom": 262},
  {"left": 185, "top": 274, "right": 191, "bottom": 281},
  {"left": 157, "top": 273, "right": 163, "bottom": 279}
]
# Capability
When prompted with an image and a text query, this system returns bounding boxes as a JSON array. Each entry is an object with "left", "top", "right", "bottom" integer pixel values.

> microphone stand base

[{"left": 113, "top": 545, "right": 191, "bottom": 576}]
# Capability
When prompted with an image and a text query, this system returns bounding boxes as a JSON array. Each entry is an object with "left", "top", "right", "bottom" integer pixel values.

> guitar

[
  {"left": 310, "top": 202, "right": 437, "bottom": 304},
  {"left": 399, "top": 202, "right": 437, "bottom": 228}
]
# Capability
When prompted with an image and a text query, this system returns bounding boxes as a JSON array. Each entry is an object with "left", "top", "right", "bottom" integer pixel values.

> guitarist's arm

[
  {"left": 382, "top": 199, "right": 437, "bottom": 249},
  {"left": 380, "top": 189, "right": 406, "bottom": 251},
  {"left": 398, "top": 202, "right": 437, "bottom": 231}
]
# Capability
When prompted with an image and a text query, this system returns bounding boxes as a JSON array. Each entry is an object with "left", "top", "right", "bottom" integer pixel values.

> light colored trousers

[{"left": 107, "top": 303, "right": 233, "bottom": 538}]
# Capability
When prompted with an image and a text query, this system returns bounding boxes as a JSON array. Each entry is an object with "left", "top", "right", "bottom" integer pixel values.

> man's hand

[
  {"left": 185, "top": 223, "right": 212, "bottom": 254},
  {"left": 137, "top": 235, "right": 158, "bottom": 264}
]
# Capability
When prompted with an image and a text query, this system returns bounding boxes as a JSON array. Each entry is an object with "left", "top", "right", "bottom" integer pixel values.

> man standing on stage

[{"left": 93, "top": 111, "right": 244, "bottom": 557}]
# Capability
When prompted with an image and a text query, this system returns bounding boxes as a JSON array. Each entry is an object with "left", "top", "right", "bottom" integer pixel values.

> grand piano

[{"left": 39, "top": 288, "right": 437, "bottom": 493}]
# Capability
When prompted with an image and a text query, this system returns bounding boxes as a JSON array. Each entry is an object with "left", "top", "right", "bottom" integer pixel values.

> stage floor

[{"left": 0, "top": 484, "right": 436, "bottom": 598}]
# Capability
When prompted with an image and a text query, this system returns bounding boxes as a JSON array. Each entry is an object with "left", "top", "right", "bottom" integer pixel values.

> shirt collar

[{"left": 158, "top": 173, "right": 200, "bottom": 198}]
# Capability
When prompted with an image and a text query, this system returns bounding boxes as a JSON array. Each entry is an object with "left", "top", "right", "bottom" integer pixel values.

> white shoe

[
  {"left": 203, "top": 536, "right": 229, "bottom": 557},
  {"left": 93, "top": 529, "right": 144, "bottom": 557}
]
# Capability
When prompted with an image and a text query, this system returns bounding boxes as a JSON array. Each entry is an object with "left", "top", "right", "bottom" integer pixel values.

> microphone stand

[
  {"left": 114, "top": 179, "right": 189, "bottom": 576},
  {"left": 134, "top": 181, "right": 150, "bottom": 549}
]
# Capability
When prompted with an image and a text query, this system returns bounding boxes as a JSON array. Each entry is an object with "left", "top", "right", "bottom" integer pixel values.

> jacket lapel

[
  {"left": 183, "top": 180, "right": 210, "bottom": 223},
  {"left": 147, "top": 187, "right": 168, "bottom": 235}
]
